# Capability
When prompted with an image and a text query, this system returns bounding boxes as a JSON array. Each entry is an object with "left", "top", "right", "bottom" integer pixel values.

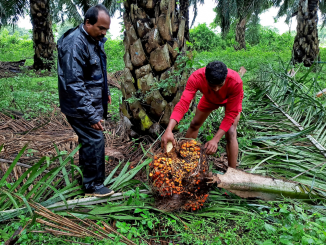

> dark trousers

[{"left": 66, "top": 116, "right": 105, "bottom": 191}]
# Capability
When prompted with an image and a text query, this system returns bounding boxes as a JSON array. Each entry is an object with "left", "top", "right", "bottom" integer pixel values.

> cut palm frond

[{"left": 239, "top": 61, "right": 326, "bottom": 198}]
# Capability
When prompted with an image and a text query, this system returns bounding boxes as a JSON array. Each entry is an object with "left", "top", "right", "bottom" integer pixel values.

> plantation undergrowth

[{"left": 1, "top": 26, "right": 326, "bottom": 244}]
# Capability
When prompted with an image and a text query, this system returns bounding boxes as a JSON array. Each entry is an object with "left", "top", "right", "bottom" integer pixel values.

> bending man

[{"left": 161, "top": 61, "right": 244, "bottom": 168}]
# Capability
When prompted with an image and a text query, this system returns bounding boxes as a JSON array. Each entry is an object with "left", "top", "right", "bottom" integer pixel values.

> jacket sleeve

[
  {"left": 170, "top": 75, "right": 197, "bottom": 123},
  {"left": 219, "top": 82, "right": 243, "bottom": 132},
  {"left": 62, "top": 44, "right": 102, "bottom": 125}
]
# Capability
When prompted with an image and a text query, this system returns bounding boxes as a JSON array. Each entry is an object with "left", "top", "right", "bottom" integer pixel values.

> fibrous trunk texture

[
  {"left": 30, "top": 0, "right": 56, "bottom": 70},
  {"left": 293, "top": 0, "right": 320, "bottom": 67},
  {"left": 121, "top": 0, "right": 191, "bottom": 134},
  {"left": 234, "top": 18, "right": 246, "bottom": 50}
]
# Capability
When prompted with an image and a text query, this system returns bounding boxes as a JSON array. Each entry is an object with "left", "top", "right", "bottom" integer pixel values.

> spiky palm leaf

[
  {"left": 240, "top": 60, "right": 326, "bottom": 197},
  {"left": 275, "top": 0, "right": 326, "bottom": 27},
  {"left": 51, "top": 0, "right": 123, "bottom": 27},
  {"left": 0, "top": 0, "right": 29, "bottom": 27}
]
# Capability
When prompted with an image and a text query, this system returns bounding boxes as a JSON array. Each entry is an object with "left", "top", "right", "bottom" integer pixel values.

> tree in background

[
  {"left": 0, "top": 0, "right": 55, "bottom": 70},
  {"left": 213, "top": 0, "right": 272, "bottom": 50},
  {"left": 0, "top": 0, "right": 121, "bottom": 70},
  {"left": 30, "top": 0, "right": 56, "bottom": 70},
  {"left": 275, "top": 0, "right": 326, "bottom": 66}
]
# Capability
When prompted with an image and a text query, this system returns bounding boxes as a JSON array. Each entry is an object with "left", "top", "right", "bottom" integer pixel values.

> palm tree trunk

[
  {"left": 121, "top": 0, "right": 190, "bottom": 135},
  {"left": 30, "top": 0, "right": 56, "bottom": 70},
  {"left": 293, "top": 0, "right": 320, "bottom": 67},
  {"left": 234, "top": 18, "right": 247, "bottom": 50}
]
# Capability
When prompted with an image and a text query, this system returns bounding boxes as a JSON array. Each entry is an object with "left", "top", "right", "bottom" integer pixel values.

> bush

[
  {"left": 189, "top": 23, "right": 295, "bottom": 53},
  {"left": 253, "top": 26, "right": 294, "bottom": 52},
  {"left": 189, "top": 24, "right": 226, "bottom": 51},
  {"left": 0, "top": 28, "right": 33, "bottom": 62},
  {"left": 104, "top": 37, "right": 125, "bottom": 72}
]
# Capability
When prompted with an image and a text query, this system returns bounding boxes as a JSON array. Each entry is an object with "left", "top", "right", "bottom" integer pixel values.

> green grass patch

[{"left": 0, "top": 72, "right": 58, "bottom": 118}]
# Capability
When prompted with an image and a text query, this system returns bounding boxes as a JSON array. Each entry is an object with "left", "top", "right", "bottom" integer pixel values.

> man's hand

[
  {"left": 91, "top": 119, "right": 104, "bottom": 131},
  {"left": 108, "top": 95, "right": 112, "bottom": 105},
  {"left": 205, "top": 139, "right": 219, "bottom": 155},
  {"left": 161, "top": 130, "right": 176, "bottom": 152},
  {"left": 161, "top": 119, "right": 178, "bottom": 152}
]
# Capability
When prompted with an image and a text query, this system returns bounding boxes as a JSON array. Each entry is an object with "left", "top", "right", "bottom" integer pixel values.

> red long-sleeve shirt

[{"left": 170, "top": 67, "right": 244, "bottom": 132}]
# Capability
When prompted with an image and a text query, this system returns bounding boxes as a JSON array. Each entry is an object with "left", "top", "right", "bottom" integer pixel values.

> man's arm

[
  {"left": 161, "top": 119, "right": 178, "bottom": 150},
  {"left": 161, "top": 76, "right": 198, "bottom": 150},
  {"left": 62, "top": 45, "right": 102, "bottom": 126}
]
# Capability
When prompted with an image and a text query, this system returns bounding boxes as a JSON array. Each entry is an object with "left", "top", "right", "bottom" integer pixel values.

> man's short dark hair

[
  {"left": 84, "top": 4, "right": 110, "bottom": 25},
  {"left": 205, "top": 61, "right": 228, "bottom": 85}
]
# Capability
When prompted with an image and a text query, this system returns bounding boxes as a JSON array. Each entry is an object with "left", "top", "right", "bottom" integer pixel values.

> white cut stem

[
  {"left": 266, "top": 94, "right": 326, "bottom": 158},
  {"left": 316, "top": 88, "right": 326, "bottom": 98}
]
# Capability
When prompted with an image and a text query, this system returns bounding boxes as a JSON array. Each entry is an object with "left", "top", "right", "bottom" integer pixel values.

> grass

[
  {"left": 0, "top": 29, "right": 123, "bottom": 120},
  {"left": 0, "top": 71, "right": 59, "bottom": 118},
  {"left": 193, "top": 44, "right": 326, "bottom": 89}
]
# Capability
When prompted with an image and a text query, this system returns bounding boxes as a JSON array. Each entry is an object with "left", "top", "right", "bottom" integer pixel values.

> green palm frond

[
  {"left": 0, "top": 0, "right": 29, "bottom": 27},
  {"left": 241, "top": 60, "right": 326, "bottom": 197},
  {"left": 51, "top": 0, "right": 83, "bottom": 26},
  {"left": 102, "top": 0, "right": 124, "bottom": 16},
  {"left": 275, "top": 0, "right": 325, "bottom": 26},
  {"left": 0, "top": 143, "right": 82, "bottom": 220},
  {"left": 274, "top": 0, "right": 298, "bottom": 23},
  {"left": 320, "top": 0, "right": 326, "bottom": 28},
  {"left": 51, "top": 0, "right": 122, "bottom": 26},
  {"left": 0, "top": 140, "right": 155, "bottom": 222},
  {"left": 189, "top": 0, "right": 205, "bottom": 28}
]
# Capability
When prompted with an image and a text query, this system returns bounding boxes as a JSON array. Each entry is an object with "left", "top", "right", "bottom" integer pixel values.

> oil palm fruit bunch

[{"left": 149, "top": 139, "right": 211, "bottom": 211}]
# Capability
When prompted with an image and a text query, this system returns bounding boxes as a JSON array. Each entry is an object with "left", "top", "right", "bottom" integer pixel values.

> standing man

[
  {"left": 57, "top": 5, "right": 114, "bottom": 196},
  {"left": 161, "top": 61, "right": 244, "bottom": 168}
]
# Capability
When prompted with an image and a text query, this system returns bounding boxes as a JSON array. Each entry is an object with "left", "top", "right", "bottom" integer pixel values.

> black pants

[{"left": 66, "top": 116, "right": 105, "bottom": 192}]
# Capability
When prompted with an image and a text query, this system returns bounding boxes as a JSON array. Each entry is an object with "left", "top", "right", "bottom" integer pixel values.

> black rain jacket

[{"left": 57, "top": 24, "right": 110, "bottom": 125}]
